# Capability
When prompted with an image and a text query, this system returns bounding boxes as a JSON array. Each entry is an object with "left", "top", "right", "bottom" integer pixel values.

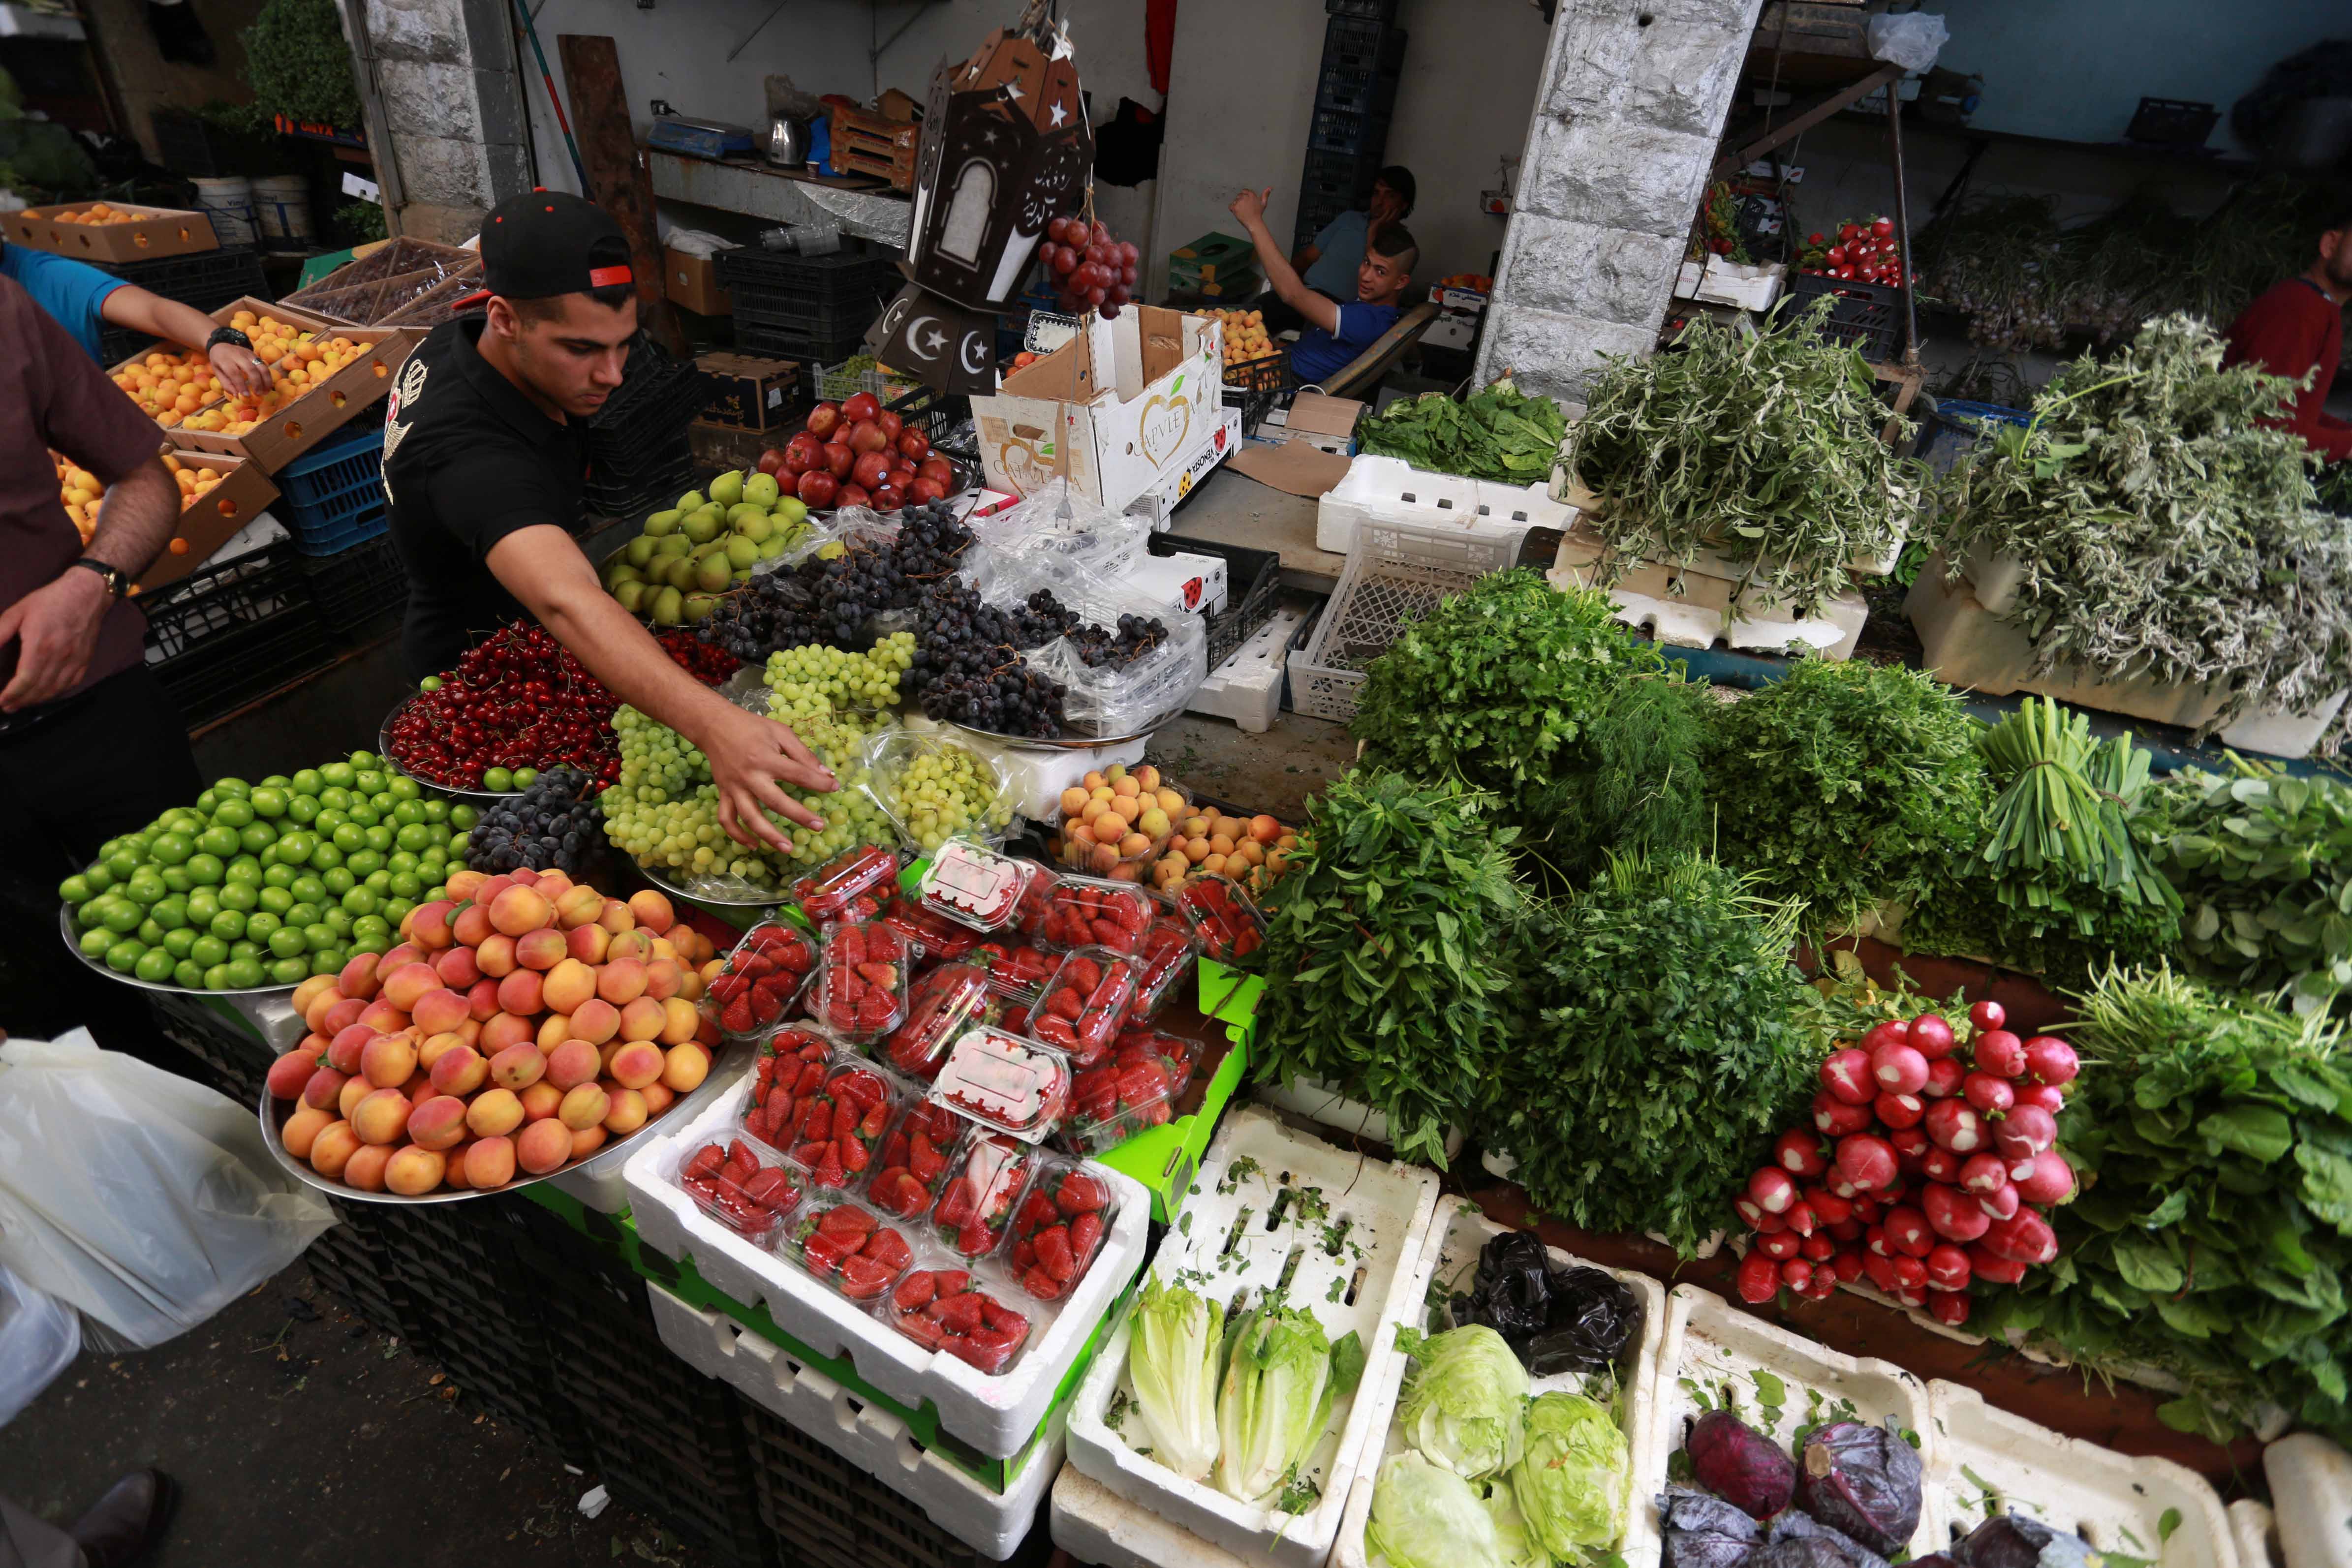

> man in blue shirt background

[
  {"left": 0, "top": 241, "right": 269, "bottom": 394},
  {"left": 1228, "top": 185, "right": 1417, "bottom": 387},
  {"left": 1296, "top": 166, "right": 1413, "bottom": 301}
]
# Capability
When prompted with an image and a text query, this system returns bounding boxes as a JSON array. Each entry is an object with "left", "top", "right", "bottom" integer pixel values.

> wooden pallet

[{"left": 828, "top": 103, "right": 919, "bottom": 191}]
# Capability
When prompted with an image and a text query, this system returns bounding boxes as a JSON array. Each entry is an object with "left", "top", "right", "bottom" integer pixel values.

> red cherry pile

[
  {"left": 678, "top": 1138, "right": 802, "bottom": 1244},
  {"left": 1041, "top": 216, "right": 1139, "bottom": 320},
  {"left": 789, "top": 1200, "right": 913, "bottom": 1301},
  {"left": 888, "top": 1268, "right": 1032, "bottom": 1373},
  {"left": 1798, "top": 214, "right": 1915, "bottom": 290},
  {"left": 655, "top": 628, "right": 742, "bottom": 685},
  {"left": 1005, "top": 1166, "right": 1111, "bottom": 1301},
  {"left": 1733, "top": 1000, "right": 2080, "bottom": 1326}
]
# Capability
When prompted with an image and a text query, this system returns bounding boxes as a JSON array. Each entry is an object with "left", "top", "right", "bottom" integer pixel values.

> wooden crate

[
  {"left": 4, "top": 201, "right": 219, "bottom": 262},
  {"left": 696, "top": 351, "right": 800, "bottom": 431},
  {"left": 828, "top": 102, "right": 920, "bottom": 191},
  {"left": 137, "top": 453, "right": 281, "bottom": 594}
]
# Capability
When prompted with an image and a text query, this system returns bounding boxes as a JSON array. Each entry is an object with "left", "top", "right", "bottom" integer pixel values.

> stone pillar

[
  {"left": 1476, "top": 0, "right": 1763, "bottom": 401},
  {"left": 345, "top": 0, "right": 535, "bottom": 241}
]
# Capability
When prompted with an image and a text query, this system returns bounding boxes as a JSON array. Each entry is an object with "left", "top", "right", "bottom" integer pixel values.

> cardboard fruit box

[
  {"left": 4, "top": 201, "right": 219, "bottom": 263},
  {"left": 139, "top": 453, "right": 280, "bottom": 594}
]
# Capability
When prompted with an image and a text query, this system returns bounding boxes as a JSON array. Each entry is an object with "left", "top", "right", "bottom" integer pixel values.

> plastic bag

[
  {"left": 857, "top": 728, "right": 1018, "bottom": 852},
  {"left": 1867, "top": 12, "right": 1946, "bottom": 72},
  {"left": 0, "top": 1029, "right": 336, "bottom": 1348},
  {"left": 1450, "top": 1230, "right": 1643, "bottom": 1375},
  {"left": 980, "top": 544, "right": 1206, "bottom": 737},
  {"left": 0, "top": 1263, "right": 79, "bottom": 1427},
  {"left": 966, "top": 479, "right": 1149, "bottom": 581}
]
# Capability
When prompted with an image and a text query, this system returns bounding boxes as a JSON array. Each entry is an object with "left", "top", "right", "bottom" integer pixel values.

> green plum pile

[
  {"left": 871, "top": 741, "right": 1014, "bottom": 853},
  {"left": 60, "top": 752, "right": 473, "bottom": 990}
]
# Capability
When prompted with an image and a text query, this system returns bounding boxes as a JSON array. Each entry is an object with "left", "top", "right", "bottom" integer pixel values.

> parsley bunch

[
  {"left": 1707, "top": 658, "right": 1990, "bottom": 942},
  {"left": 1249, "top": 771, "right": 1524, "bottom": 1170},
  {"left": 1489, "top": 853, "right": 1819, "bottom": 1256}
]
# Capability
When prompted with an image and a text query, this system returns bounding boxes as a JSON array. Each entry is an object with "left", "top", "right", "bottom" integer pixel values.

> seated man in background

[
  {"left": 1229, "top": 185, "right": 1416, "bottom": 388},
  {"left": 1295, "top": 166, "right": 1414, "bottom": 305}
]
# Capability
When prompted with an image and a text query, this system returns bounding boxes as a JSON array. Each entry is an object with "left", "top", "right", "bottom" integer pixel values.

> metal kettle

[{"left": 764, "top": 116, "right": 809, "bottom": 168}]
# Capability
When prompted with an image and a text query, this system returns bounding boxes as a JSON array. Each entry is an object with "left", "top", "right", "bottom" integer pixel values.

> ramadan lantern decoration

[
  {"left": 865, "top": 277, "right": 1001, "bottom": 395},
  {"left": 904, "top": 13, "right": 1092, "bottom": 314}
]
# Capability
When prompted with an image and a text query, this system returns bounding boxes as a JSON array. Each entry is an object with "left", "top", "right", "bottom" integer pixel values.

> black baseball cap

[{"left": 453, "top": 189, "right": 634, "bottom": 309}]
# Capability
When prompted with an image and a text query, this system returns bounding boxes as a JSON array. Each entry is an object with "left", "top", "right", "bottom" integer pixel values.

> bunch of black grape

[
  {"left": 908, "top": 580, "right": 1068, "bottom": 738},
  {"left": 467, "top": 766, "right": 603, "bottom": 874},
  {"left": 698, "top": 500, "right": 978, "bottom": 662},
  {"left": 1014, "top": 588, "right": 1079, "bottom": 649},
  {"left": 1068, "top": 611, "right": 1168, "bottom": 669},
  {"left": 925, "top": 663, "right": 1069, "bottom": 739},
  {"left": 895, "top": 498, "right": 975, "bottom": 581}
]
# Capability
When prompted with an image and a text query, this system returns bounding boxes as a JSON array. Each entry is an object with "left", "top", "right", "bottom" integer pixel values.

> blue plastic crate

[
  {"left": 289, "top": 505, "right": 388, "bottom": 557},
  {"left": 277, "top": 421, "right": 385, "bottom": 506},
  {"left": 1917, "top": 398, "right": 2031, "bottom": 473}
]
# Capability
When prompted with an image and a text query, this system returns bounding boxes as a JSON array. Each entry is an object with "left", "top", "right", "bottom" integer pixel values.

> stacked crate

[{"left": 1292, "top": 5, "right": 1408, "bottom": 252}]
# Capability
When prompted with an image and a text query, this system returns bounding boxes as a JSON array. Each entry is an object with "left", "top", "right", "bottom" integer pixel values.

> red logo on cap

[{"left": 588, "top": 265, "right": 634, "bottom": 288}]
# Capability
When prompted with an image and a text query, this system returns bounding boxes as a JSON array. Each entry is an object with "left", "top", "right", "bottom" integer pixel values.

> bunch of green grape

[
  {"left": 59, "top": 753, "right": 473, "bottom": 990},
  {"left": 882, "top": 742, "right": 1014, "bottom": 853},
  {"left": 761, "top": 631, "right": 913, "bottom": 718}
]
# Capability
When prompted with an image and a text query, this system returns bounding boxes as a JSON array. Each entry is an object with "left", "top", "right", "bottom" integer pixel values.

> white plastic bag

[
  {"left": 966, "top": 479, "right": 1149, "bottom": 581},
  {"left": 980, "top": 543, "right": 1207, "bottom": 737},
  {"left": 0, "top": 1263, "right": 78, "bottom": 1427},
  {"left": 0, "top": 1030, "right": 336, "bottom": 1349},
  {"left": 1868, "top": 12, "right": 1947, "bottom": 72}
]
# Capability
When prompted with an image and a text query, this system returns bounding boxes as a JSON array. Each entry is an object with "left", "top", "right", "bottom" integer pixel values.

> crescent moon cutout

[
  {"left": 957, "top": 329, "right": 990, "bottom": 377},
  {"left": 903, "top": 315, "right": 945, "bottom": 362}
]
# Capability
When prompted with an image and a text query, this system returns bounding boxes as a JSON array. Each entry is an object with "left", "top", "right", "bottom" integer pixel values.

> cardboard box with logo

[{"left": 971, "top": 307, "right": 1234, "bottom": 516}]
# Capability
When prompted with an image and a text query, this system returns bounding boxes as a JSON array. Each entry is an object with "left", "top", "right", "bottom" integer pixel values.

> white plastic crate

[
  {"left": 1316, "top": 453, "right": 1576, "bottom": 556},
  {"left": 1644, "top": 1284, "right": 1938, "bottom": 1557},
  {"left": 2267, "top": 1433, "right": 2352, "bottom": 1568},
  {"left": 1925, "top": 1381, "right": 2236, "bottom": 1568},
  {"left": 646, "top": 1280, "right": 1059, "bottom": 1560},
  {"left": 2229, "top": 1501, "right": 2279, "bottom": 1568},
  {"left": 1673, "top": 257, "right": 1787, "bottom": 312},
  {"left": 1189, "top": 603, "right": 1307, "bottom": 735},
  {"left": 1065, "top": 1105, "right": 1446, "bottom": 1568},
  {"left": 1250, "top": 1075, "right": 1465, "bottom": 1163},
  {"left": 1051, "top": 1465, "right": 1260, "bottom": 1568},
  {"left": 547, "top": 1039, "right": 750, "bottom": 1213},
  {"left": 1289, "top": 522, "right": 1520, "bottom": 726},
  {"left": 621, "top": 1064, "right": 1149, "bottom": 1459},
  {"left": 1329, "top": 1201, "right": 1667, "bottom": 1568}
]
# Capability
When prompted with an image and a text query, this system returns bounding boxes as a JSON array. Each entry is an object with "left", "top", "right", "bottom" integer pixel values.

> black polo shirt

[{"left": 382, "top": 316, "right": 590, "bottom": 679}]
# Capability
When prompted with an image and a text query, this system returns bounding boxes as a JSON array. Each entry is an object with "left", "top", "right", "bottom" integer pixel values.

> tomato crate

[{"left": 1785, "top": 270, "right": 1905, "bottom": 362}]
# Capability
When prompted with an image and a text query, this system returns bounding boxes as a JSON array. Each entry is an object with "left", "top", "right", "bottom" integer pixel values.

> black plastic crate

[
  {"left": 303, "top": 1196, "right": 428, "bottom": 1342},
  {"left": 1318, "top": 15, "right": 1407, "bottom": 108},
  {"left": 735, "top": 320, "right": 877, "bottom": 367},
  {"left": 1151, "top": 533, "right": 1282, "bottom": 671},
  {"left": 1327, "top": 0, "right": 1396, "bottom": 13},
  {"left": 1782, "top": 271, "right": 1904, "bottom": 362},
  {"left": 145, "top": 990, "right": 270, "bottom": 1103},
  {"left": 1309, "top": 103, "right": 1394, "bottom": 156},
  {"left": 93, "top": 245, "right": 268, "bottom": 310},
  {"left": 884, "top": 384, "right": 980, "bottom": 467},
  {"left": 142, "top": 541, "right": 334, "bottom": 724},
  {"left": 729, "top": 288, "right": 888, "bottom": 346},
  {"left": 1299, "top": 147, "right": 1380, "bottom": 215},
  {"left": 301, "top": 532, "right": 407, "bottom": 635},
  {"left": 741, "top": 1401, "right": 1022, "bottom": 1568},
  {"left": 715, "top": 246, "right": 900, "bottom": 306},
  {"left": 151, "top": 108, "right": 227, "bottom": 176},
  {"left": 2124, "top": 96, "right": 2218, "bottom": 147}
]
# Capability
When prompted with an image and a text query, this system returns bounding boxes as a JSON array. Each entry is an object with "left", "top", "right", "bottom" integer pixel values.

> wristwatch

[
  {"left": 205, "top": 325, "right": 252, "bottom": 352},
  {"left": 67, "top": 558, "right": 129, "bottom": 598}
]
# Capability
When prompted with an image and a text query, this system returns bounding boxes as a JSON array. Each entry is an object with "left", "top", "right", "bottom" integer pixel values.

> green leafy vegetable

[
  {"left": 1510, "top": 1390, "right": 1631, "bottom": 1553},
  {"left": 1214, "top": 1299, "right": 1357, "bottom": 1507},
  {"left": 1359, "top": 379, "right": 1568, "bottom": 484},
  {"left": 1128, "top": 1277, "right": 1225, "bottom": 1482},
  {"left": 1365, "top": 1451, "right": 1513, "bottom": 1568},
  {"left": 1394, "top": 1324, "right": 1530, "bottom": 1481},
  {"left": 241, "top": 0, "right": 364, "bottom": 130}
]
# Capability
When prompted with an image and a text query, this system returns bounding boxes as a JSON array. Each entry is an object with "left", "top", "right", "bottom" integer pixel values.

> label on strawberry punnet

[
  {"left": 929, "top": 1025, "right": 1071, "bottom": 1142},
  {"left": 918, "top": 841, "right": 1038, "bottom": 931}
]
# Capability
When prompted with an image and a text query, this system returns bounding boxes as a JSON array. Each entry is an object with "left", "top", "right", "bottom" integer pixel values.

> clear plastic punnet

[{"left": 929, "top": 1025, "right": 1072, "bottom": 1144}]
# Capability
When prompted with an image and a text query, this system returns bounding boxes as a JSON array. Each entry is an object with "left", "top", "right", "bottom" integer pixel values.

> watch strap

[
  {"left": 67, "top": 557, "right": 128, "bottom": 598},
  {"left": 206, "top": 325, "right": 253, "bottom": 351}
]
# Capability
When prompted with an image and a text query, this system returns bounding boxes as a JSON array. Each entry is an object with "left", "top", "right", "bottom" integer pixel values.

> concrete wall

[
  {"left": 1373, "top": 0, "right": 1549, "bottom": 286},
  {"left": 357, "top": 0, "right": 534, "bottom": 239}
]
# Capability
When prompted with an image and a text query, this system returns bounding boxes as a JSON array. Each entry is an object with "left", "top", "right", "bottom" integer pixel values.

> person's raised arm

[
  {"left": 1229, "top": 188, "right": 1340, "bottom": 335},
  {"left": 0, "top": 455, "right": 176, "bottom": 710},
  {"left": 483, "top": 525, "right": 837, "bottom": 849},
  {"left": 99, "top": 285, "right": 270, "bottom": 396}
]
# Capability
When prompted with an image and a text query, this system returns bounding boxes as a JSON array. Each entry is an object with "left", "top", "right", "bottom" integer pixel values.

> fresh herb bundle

[
  {"left": 1567, "top": 299, "right": 1923, "bottom": 616},
  {"left": 1706, "top": 659, "right": 1991, "bottom": 941},
  {"left": 1490, "top": 853, "right": 1818, "bottom": 1256},
  {"left": 1928, "top": 314, "right": 2352, "bottom": 736},
  {"left": 1973, "top": 965, "right": 2352, "bottom": 1447},
  {"left": 1357, "top": 380, "right": 1567, "bottom": 486},
  {"left": 1249, "top": 771, "right": 1525, "bottom": 1170},
  {"left": 1351, "top": 572, "right": 1705, "bottom": 880},
  {"left": 1973, "top": 698, "right": 2178, "bottom": 935},
  {"left": 2146, "top": 762, "right": 2352, "bottom": 1015}
]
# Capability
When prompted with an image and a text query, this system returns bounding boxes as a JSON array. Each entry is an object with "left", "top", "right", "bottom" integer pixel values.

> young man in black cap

[{"left": 383, "top": 190, "right": 837, "bottom": 850}]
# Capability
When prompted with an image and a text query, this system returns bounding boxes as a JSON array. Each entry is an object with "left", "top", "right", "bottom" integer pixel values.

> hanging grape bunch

[{"left": 1042, "top": 216, "right": 1139, "bottom": 320}]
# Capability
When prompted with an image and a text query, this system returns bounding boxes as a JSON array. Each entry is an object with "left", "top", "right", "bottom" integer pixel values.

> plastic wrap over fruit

[
  {"left": 1686, "top": 1409, "right": 1796, "bottom": 1520},
  {"left": 1954, "top": 1514, "right": 2101, "bottom": 1568},
  {"left": 1796, "top": 1419, "right": 1922, "bottom": 1556},
  {"left": 1754, "top": 1507, "right": 1891, "bottom": 1568},
  {"left": 1449, "top": 1230, "right": 1642, "bottom": 1375},
  {"left": 1657, "top": 1486, "right": 1762, "bottom": 1568}
]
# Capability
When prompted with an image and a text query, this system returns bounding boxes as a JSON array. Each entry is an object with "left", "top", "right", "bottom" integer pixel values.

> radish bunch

[{"left": 1733, "top": 1000, "right": 2079, "bottom": 1326}]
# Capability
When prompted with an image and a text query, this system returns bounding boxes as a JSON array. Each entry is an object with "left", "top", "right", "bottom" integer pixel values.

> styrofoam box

[
  {"left": 2267, "top": 1433, "right": 2352, "bottom": 1568},
  {"left": 1644, "top": 1284, "right": 1937, "bottom": 1557},
  {"left": 1926, "top": 1381, "right": 2236, "bottom": 1568},
  {"left": 1475, "top": 1145, "right": 1726, "bottom": 1259},
  {"left": 1051, "top": 1465, "right": 1261, "bottom": 1568},
  {"left": 1330, "top": 1200, "right": 1667, "bottom": 1568},
  {"left": 1123, "top": 551, "right": 1230, "bottom": 619},
  {"left": 1066, "top": 1106, "right": 1445, "bottom": 1568},
  {"left": 2228, "top": 1501, "right": 2279, "bottom": 1568},
  {"left": 1316, "top": 453, "right": 1575, "bottom": 556},
  {"left": 546, "top": 1037, "right": 751, "bottom": 1213},
  {"left": 621, "top": 1064, "right": 1149, "bottom": 1459},
  {"left": 1188, "top": 603, "right": 1307, "bottom": 735},
  {"left": 1673, "top": 258, "right": 1786, "bottom": 312},
  {"left": 1251, "top": 1074, "right": 1465, "bottom": 1164},
  {"left": 647, "top": 1280, "right": 1059, "bottom": 1560}
]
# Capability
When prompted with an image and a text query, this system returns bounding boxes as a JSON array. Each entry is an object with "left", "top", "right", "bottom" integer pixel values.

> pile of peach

[{"left": 266, "top": 867, "right": 724, "bottom": 1196}]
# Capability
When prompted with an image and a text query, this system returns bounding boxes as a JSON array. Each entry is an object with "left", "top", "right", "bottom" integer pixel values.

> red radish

[
  {"left": 1748, "top": 1167, "right": 1796, "bottom": 1215},
  {"left": 1921, "top": 1147, "right": 1962, "bottom": 1185},
  {"left": 1889, "top": 1126, "right": 1930, "bottom": 1159},
  {"left": 1780, "top": 1257, "right": 1813, "bottom": 1291},
  {"left": 1814, "top": 1091, "right": 1874, "bottom": 1136},
  {"left": 1755, "top": 1211, "right": 1787, "bottom": 1234},
  {"left": 1976, "top": 1182, "right": 2020, "bottom": 1221},
  {"left": 1895, "top": 1145, "right": 1928, "bottom": 1182},
  {"left": 1821, "top": 1048, "right": 1876, "bottom": 1105},
  {"left": 1930, "top": 1290, "right": 1972, "bottom": 1327},
  {"left": 1871, "top": 1042, "right": 1929, "bottom": 1095},
  {"left": 1736, "top": 1250, "right": 1780, "bottom": 1304},
  {"left": 1973, "top": 1029, "right": 2026, "bottom": 1078},
  {"left": 1803, "top": 1267, "right": 1838, "bottom": 1300},
  {"left": 1860, "top": 1018, "right": 1910, "bottom": 1054},
  {"left": 1922, "top": 1057, "right": 1966, "bottom": 1098},
  {"left": 1835, "top": 1133, "right": 1898, "bottom": 1191},
  {"left": 1865, "top": 1223, "right": 1889, "bottom": 1258},
  {"left": 1968, "top": 1244, "right": 2027, "bottom": 1284},
  {"left": 1877, "top": 1178, "right": 1908, "bottom": 1206},
  {"left": 1983, "top": 1208, "right": 2058, "bottom": 1265},
  {"left": 1832, "top": 1250, "right": 1866, "bottom": 1283},
  {"left": 1863, "top": 1251, "right": 1898, "bottom": 1292},
  {"left": 1827, "top": 1174, "right": 1860, "bottom": 1200},
  {"left": 1890, "top": 1254, "right": 1928, "bottom": 1293},
  {"left": 1996, "top": 1103, "right": 2057, "bottom": 1163},
  {"left": 2024, "top": 1036, "right": 2079, "bottom": 1087},
  {"left": 1885, "top": 1205, "right": 1933, "bottom": 1257},
  {"left": 1875, "top": 1092, "right": 1925, "bottom": 1130},
  {"left": 2013, "top": 1082, "right": 2065, "bottom": 1115},
  {"left": 1959, "top": 1152, "right": 2009, "bottom": 1196},
  {"left": 1807, "top": 1188, "right": 1854, "bottom": 1225},
  {"left": 1963, "top": 1073, "right": 2016, "bottom": 1115},
  {"left": 2016, "top": 1148, "right": 2075, "bottom": 1206},
  {"left": 1909, "top": 1014, "right": 1956, "bottom": 1060},
  {"left": 1761, "top": 1229, "right": 1801, "bottom": 1261},
  {"left": 1968, "top": 1000, "right": 2006, "bottom": 1032},
  {"left": 1784, "top": 1200, "right": 1818, "bottom": 1237},
  {"left": 1829, "top": 1218, "right": 1864, "bottom": 1242},
  {"left": 1777, "top": 1129, "right": 1829, "bottom": 1177},
  {"left": 1801, "top": 1233, "right": 1836, "bottom": 1262},
  {"left": 1733, "top": 1195, "right": 1765, "bottom": 1228},
  {"left": 1851, "top": 1196, "right": 1882, "bottom": 1224},
  {"left": 1924, "top": 1099, "right": 1987, "bottom": 1153},
  {"left": 1922, "top": 1182, "right": 1990, "bottom": 1242},
  {"left": 1925, "top": 1243, "right": 1972, "bottom": 1291}
]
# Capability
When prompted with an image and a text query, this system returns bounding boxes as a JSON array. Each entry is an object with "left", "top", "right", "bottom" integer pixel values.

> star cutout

[
  {"left": 923, "top": 327, "right": 948, "bottom": 352},
  {"left": 1047, "top": 100, "right": 1067, "bottom": 128},
  {"left": 1003, "top": 80, "right": 1024, "bottom": 104},
  {"left": 1052, "top": 22, "right": 1073, "bottom": 59}
]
